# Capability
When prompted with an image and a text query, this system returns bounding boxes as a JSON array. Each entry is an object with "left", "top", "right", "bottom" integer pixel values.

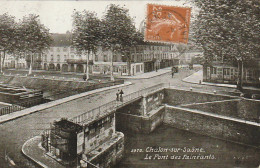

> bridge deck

[{"left": 70, "top": 83, "right": 166, "bottom": 126}]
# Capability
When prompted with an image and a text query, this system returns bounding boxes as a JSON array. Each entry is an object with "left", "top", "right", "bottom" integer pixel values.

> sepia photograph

[{"left": 0, "top": 0, "right": 259, "bottom": 168}]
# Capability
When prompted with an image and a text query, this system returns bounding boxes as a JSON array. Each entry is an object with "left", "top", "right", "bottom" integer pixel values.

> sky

[{"left": 0, "top": 0, "right": 194, "bottom": 34}]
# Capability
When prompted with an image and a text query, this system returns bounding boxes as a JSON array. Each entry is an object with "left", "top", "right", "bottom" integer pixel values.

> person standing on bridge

[
  {"left": 171, "top": 70, "right": 174, "bottom": 78},
  {"left": 119, "top": 89, "right": 124, "bottom": 102},
  {"left": 116, "top": 90, "right": 120, "bottom": 101}
]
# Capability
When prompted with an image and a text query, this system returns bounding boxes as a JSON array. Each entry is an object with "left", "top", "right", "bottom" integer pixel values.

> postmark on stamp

[{"left": 145, "top": 4, "right": 191, "bottom": 44}]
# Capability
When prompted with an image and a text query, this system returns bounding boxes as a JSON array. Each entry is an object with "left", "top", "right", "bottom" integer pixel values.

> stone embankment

[{"left": 0, "top": 75, "right": 123, "bottom": 92}]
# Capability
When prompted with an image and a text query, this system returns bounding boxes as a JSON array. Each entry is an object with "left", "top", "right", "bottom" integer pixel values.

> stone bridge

[{"left": 115, "top": 87, "right": 260, "bottom": 148}]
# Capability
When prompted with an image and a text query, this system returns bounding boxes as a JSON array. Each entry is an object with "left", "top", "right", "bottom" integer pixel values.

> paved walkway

[
  {"left": 183, "top": 70, "right": 260, "bottom": 91},
  {"left": 0, "top": 82, "right": 132, "bottom": 124},
  {"left": 0, "top": 67, "right": 174, "bottom": 124},
  {"left": 5, "top": 67, "right": 172, "bottom": 80},
  {"left": 22, "top": 136, "right": 64, "bottom": 168},
  {"left": 118, "top": 67, "right": 171, "bottom": 79}
]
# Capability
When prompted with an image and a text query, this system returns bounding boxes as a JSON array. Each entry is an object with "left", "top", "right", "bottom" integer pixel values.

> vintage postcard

[{"left": 0, "top": 0, "right": 259, "bottom": 168}]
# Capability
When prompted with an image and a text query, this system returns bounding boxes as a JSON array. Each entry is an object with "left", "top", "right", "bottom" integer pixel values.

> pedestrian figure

[
  {"left": 119, "top": 89, "right": 124, "bottom": 102},
  {"left": 116, "top": 90, "right": 120, "bottom": 101},
  {"left": 171, "top": 71, "right": 174, "bottom": 78},
  {"left": 83, "top": 74, "right": 87, "bottom": 81}
]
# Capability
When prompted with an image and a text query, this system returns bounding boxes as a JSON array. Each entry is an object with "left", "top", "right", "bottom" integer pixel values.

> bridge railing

[{"left": 70, "top": 83, "right": 166, "bottom": 125}]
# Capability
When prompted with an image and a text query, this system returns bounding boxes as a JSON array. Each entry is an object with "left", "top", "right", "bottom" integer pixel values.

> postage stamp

[{"left": 145, "top": 4, "right": 191, "bottom": 44}]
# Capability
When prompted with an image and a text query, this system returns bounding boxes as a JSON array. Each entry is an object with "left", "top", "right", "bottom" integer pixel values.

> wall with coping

[
  {"left": 164, "top": 88, "right": 234, "bottom": 106},
  {"left": 164, "top": 105, "right": 260, "bottom": 148},
  {"left": 180, "top": 99, "right": 260, "bottom": 123},
  {"left": 5, "top": 76, "right": 124, "bottom": 92},
  {"left": 237, "top": 99, "right": 260, "bottom": 123}
]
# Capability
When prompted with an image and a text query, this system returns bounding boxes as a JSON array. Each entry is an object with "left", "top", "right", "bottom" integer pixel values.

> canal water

[{"left": 116, "top": 125, "right": 260, "bottom": 168}]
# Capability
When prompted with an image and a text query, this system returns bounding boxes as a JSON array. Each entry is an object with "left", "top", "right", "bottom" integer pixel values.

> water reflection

[{"left": 116, "top": 125, "right": 260, "bottom": 168}]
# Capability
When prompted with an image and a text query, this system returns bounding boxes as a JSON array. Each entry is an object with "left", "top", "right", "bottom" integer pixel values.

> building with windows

[
  {"left": 179, "top": 49, "right": 203, "bottom": 65},
  {"left": 3, "top": 32, "right": 182, "bottom": 76},
  {"left": 42, "top": 33, "right": 94, "bottom": 73},
  {"left": 203, "top": 59, "right": 260, "bottom": 86},
  {"left": 41, "top": 33, "right": 180, "bottom": 76},
  {"left": 128, "top": 43, "right": 180, "bottom": 74},
  {"left": 4, "top": 54, "right": 27, "bottom": 69}
]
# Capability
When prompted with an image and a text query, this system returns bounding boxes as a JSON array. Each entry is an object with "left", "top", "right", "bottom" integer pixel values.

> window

[
  {"left": 211, "top": 67, "right": 217, "bottom": 74},
  {"left": 57, "top": 55, "right": 60, "bottom": 62},
  {"left": 217, "top": 68, "right": 222, "bottom": 76},
  {"left": 63, "top": 47, "right": 67, "bottom": 52},
  {"left": 122, "top": 66, "right": 127, "bottom": 73},
  {"left": 113, "top": 66, "right": 118, "bottom": 72},
  {"left": 57, "top": 48, "right": 60, "bottom": 52},
  {"left": 95, "top": 55, "right": 98, "bottom": 61},
  {"left": 230, "top": 69, "right": 234, "bottom": 76},
  {"left": 223, "top": 68, "right": 230, "bottom": 75},
  {"left": 50, "top": 47, "right": 54, "bottom": 52},
  {"left": 104, "top": 55, "right": 107, "bottom": 62},
  {"left": 70, "top": 47, "right": 75, "bottom": 52}
]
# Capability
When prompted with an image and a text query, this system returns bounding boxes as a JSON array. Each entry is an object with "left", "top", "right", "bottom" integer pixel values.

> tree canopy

[
  {"left": 19, "top": 14, "right": 52, "bottom": 54},
  {"left": 193, "top": 0, "right": 260, "bottom": 63},
  {"left": 0, "top": 13, "right": 16, "bottom": 54},
  {"left": 72, "top": 10, "right": 101, "bottom": 55},
  {"left": 102, "top": 4, "right": 140, "bottom": 50}
]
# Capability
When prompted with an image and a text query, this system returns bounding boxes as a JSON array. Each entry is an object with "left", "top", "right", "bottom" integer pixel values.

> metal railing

[{"left": 70, "top": 83, "right": 166, "bottom": 125}]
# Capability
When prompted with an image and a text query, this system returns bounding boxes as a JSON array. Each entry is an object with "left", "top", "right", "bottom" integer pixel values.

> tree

[
  {"left": 0, "top": 13, "right": 17, "bottom": 73},
  {"left": 176, "top": 43, "right": 189, "bottom": 64},
  {"left": 192, "top": 0, "right": 260, "bottom": 90},
  {"left": 72, "top": 10, "right": 102, "bottom": 80},
  {"left": 19, "top": 14, "right": 52, "bottom": 75},
  {"left": 102, "top": 4, "right": 141, "bottom": 78}
]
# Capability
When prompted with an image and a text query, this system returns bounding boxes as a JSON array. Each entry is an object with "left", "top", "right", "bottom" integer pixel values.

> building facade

[
  {"left": 203, "top": 59, "right": 260, "bottom": 86},
  {"left": 41, "top": 34, "right": 181, "bottom": 76},
  {"left": 3, "top": 33, "right": 186, "bottom": 76},
  {"left": 179, "top": 49, "right": 203, "bottom": 65}
]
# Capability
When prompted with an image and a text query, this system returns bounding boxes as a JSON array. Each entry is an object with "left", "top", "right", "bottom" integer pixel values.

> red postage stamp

[{"left": 145, "top": 4, "right": 191, "bottom": 44}]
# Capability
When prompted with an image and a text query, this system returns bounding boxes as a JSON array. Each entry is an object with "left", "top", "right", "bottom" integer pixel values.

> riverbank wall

[
  {"left": 0, "top": 75, "right": 124, "bottom": 92},
  {"left": 116, "top": 88, "right": 260, "bottom": 148}
]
